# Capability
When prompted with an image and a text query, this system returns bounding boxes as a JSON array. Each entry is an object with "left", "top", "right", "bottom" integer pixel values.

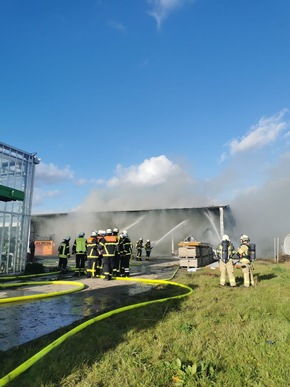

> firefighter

[
  {"left": 57, "top": 236, "right": 70, "bottom": 273},
  {"left": 86, "top": 230, "right": 98, "bottom": 278},
  {"left": 144, "top": 239, "right": 152, "bottom": 260},
  {"left": 112, "top": 227, "right": 121, "bottom": 277},
  {"left": 216, "top": 234, "right": 236, "bottom": 287},
  {"left": 96, "top": 230, "right": 105, "bottom": 277},
  {"left": 98, "top": 228, "right": 119, "bottom": 280},
  {"left": 119, "top": 230, "right": 132, "bottom": 277},
  {"left": 136, "top": 238, "right": 143, "bottom": 261},
  {"left": 72, "top": 232, "right": 87, "bottom": 276},
  {"left": 237, "top": 234, "right": 255, "bottom": 287}
]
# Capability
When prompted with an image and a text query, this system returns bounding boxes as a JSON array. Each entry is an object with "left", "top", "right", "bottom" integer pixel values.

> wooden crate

[{"left": 178, "top": 241, "right": 214, "bottom": 268}]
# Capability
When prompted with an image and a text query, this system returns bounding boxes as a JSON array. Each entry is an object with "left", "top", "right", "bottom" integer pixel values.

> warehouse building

[{"left": 31, "top": 205, "right": 234, "bottom": 257}]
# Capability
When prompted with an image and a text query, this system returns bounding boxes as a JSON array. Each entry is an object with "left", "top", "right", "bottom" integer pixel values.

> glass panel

[{"left": 0, "top": 142, "right": 38, "bottom": 274}]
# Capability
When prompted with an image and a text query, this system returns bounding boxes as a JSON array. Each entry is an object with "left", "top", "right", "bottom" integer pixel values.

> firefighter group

[
  {"left": 57, "top": 228, "right": 153, "bottom": 280},
  {"left": 216, "top": 233, "right": 256, "bottom": 288},
  {"left": 58, "top": 227, "right": 256, "bottom": 287}
]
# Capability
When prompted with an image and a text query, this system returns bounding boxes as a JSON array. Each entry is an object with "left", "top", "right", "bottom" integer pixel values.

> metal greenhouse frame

[{"left": 0, "top": 142, "right": 39, "bottom": 274}]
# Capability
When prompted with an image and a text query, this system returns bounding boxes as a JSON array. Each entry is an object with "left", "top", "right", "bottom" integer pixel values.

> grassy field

[{"left": 1, "top": 260, "right": 290, "bottom": 387}]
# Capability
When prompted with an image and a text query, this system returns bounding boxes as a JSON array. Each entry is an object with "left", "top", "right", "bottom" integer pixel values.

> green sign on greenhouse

[{"left": 0, "top": 184, "right": 25, "bottom": 202}]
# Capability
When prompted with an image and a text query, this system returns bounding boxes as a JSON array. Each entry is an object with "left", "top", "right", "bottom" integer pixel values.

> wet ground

[{"left": 0, "top": 256, "right": 180, "bottom": 351}]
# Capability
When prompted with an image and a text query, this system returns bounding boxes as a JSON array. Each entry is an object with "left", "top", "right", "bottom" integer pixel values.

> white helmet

[
  {"left": 139, "top": 237, "right": 143, "bottom": 240},
  {"left": 222, "top": 234, "right": 230, "bottom": 241},
  {"left": 106, "top": 228, "right": 112, "bottom": 235},
  {"left": 99, "top": 230, "right": 105, "bottom": 236},
  {"left": 240, "top": 234, "right": 250, "bottom": 242},
  {"left": 78, "top": 232, "right": 85, "bottom": 237},
  {"left": 113, "top": 227, "right": 119, "bottom": 233},
  {"left": 122, "top": 230, "right": 128, "bottom": 237},
  {"left": 91, "top": 231, "right": 97, "bottom": 237},
  {"left": 147, "top": 239, "right": 150, "bottom": 242}
]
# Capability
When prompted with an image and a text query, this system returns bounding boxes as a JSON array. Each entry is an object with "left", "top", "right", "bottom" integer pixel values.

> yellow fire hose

[
  {"left": 0, "top": 280, "right": 85, "bottom": 304},
  {"left": 0, "top": 271, "right": 61, "bottom": 282},
  {"left": 0, "top": 268, "right": 192, "bottom": 386}
]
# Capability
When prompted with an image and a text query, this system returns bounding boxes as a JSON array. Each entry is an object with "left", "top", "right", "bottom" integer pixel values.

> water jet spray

[{"left": 153, "top": 219, "right": 189, "bottom": 247}]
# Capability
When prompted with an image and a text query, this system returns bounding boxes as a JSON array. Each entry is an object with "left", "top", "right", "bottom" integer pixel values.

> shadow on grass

[
  {"left": 233, "top": 272, "right": 277, "bottom": 287},
  {"left": 0, "top": 280, "right": 197, "bottom": 387},
  {"left": 255, "top": 273, "right": 277, "bottom": 281}
]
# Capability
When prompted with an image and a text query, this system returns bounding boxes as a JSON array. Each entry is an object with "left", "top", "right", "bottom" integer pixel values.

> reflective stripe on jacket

[
  {"left": 119, "top": 237, "right": 132, "bottom": 256},
  {"left": 216, "top": 242, "right": 235, "bottom": 259},
  {"left": 99, "top": 235, "right": 118, "bottom": 257},
  {"left": 58, "top": 241, "right": 69, "bottom": 258},
  {"left": 87, "top": 237, "right": 98, "bottom": 258}
]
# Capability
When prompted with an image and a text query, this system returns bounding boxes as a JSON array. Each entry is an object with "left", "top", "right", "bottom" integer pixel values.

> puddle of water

[{"left": 0, "top": 259, "right": 177, "bottom": 351}]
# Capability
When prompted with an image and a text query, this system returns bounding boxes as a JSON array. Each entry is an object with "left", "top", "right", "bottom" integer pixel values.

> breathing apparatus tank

[
  {"left": 221, "top": 240, "right": 229, "bottom": 263},
  {"left": 249, "top": 243, "right": 256, "bottom": 261}
]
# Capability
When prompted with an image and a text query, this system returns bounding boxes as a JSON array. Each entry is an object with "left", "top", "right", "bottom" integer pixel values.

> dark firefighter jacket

[
  {"left": 119, "top": 236, "right": 133, "bottom": 256},
  {"left": 58, "top": 241, "right": 70, "bottom": 258},
  {"left": 99, "top": 235, "right": 119, "bottom": 257},
  {"left": 87, "top": 236, "right": 98, "bottom": 259}
]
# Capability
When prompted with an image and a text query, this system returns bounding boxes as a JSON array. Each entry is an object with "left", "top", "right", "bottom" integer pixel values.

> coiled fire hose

[{"left": 0, "top": 268, "right": 192, "bottom": 386}]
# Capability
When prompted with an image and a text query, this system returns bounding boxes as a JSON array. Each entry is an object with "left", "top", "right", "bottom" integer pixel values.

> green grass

[{"left": 1, "top": 261, "right": 290, "bottom": 387}]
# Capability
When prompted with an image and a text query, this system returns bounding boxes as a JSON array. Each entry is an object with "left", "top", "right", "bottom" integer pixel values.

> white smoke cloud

[
  {"left": 33, "top": 109, "right": 290, "bottom": 257},
  {"left": 228, "top": 108, "right": 289, "bottom": 155},
  {"left": 78, "top": 155, "right": 213, "bottom": 212},
  {"left": 147, "top": 0, "right": 193, "bottom": 29},
  {"left": 35, "top": 162, "right": 74, "bottom": 185},
  {"left": 107, "top": 155, "right": 183, "bottom": 187},
  {"left": 32, "top": 187, "right": 61, "bottom": 206},
  {"left": 230, "top": 151, "right": 290, "bottom": 256}
]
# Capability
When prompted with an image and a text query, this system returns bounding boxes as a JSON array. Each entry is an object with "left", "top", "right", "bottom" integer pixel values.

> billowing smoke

[
  {"left": 32, "top": 156, "right": 228, "bottom": 254},
  {"left": 230, "top": 152, "right": 290, "bottom": 257},
  {"left": 32, "top": 110, "right": 290, "bottom": 258},
  {"left": 32, "top": 207, "right": 228, "bottom": 257},
  {"left": 77, "top": 155, "right": 210, "bottom": 211}
]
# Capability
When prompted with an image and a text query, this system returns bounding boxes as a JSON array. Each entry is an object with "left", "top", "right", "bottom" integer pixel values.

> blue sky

[{"left": 1, "top": 0, "right": 290, "bottom": 241}]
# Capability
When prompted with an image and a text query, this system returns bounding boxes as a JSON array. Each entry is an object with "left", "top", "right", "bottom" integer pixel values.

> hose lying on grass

[{"left": 0, "top": 268, "right": 192, "bottom": 386}]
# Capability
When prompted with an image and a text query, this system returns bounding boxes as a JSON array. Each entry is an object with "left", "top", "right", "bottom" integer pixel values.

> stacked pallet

[{"left": 178, "top": 240, "right": 215, "bottom": 268}]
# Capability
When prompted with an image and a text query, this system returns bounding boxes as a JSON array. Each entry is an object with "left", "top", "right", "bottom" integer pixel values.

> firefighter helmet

[
  {"left": 122, "top": 230, "right": 128, "bottom": 237},
  {"left": 78, "top": 232, "right": 85, "bottom": 237},
  {"left": 91, "top": 231, "right": 97, "bottom": 237},
  {"left": 222, "top": 234, "right": 230, "bottom": 241},
  {"left": 106, "top": 228, "right": 112, "bottom": 235},
  {"left": 240, "top": 234, "right": 250, "bottom": 242},
  {"left": 64, "top": 236, "right": 70, "bottom": 241},
  {"left": 113, "top": 227, "right": 119, "bottom": 233}
]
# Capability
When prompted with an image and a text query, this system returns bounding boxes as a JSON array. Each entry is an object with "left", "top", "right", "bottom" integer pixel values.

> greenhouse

[{"left": 0, "top": 142, "right": 39, "bottom": 274}]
